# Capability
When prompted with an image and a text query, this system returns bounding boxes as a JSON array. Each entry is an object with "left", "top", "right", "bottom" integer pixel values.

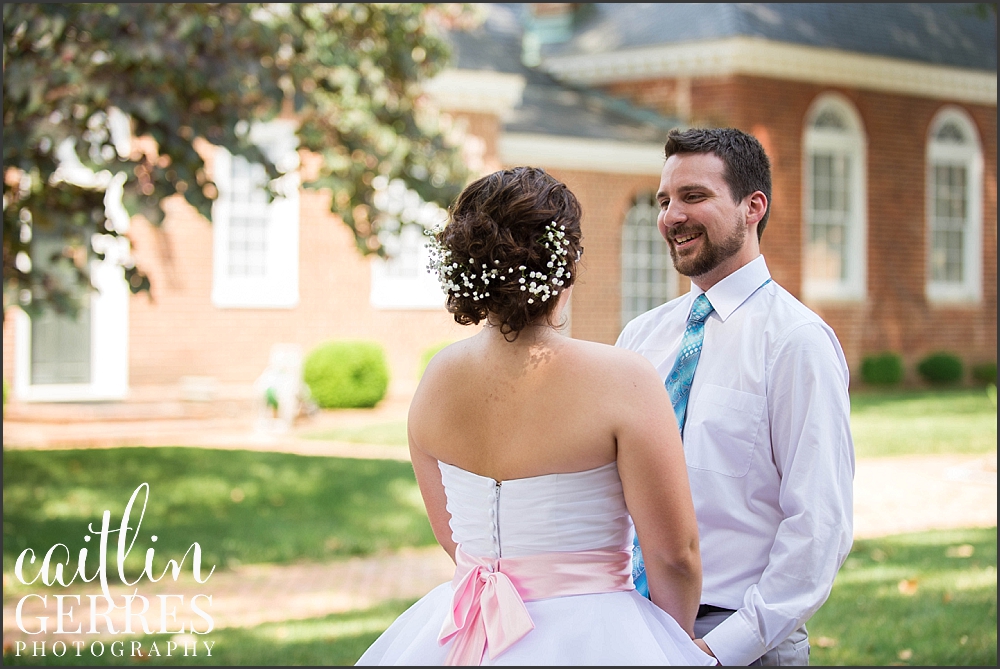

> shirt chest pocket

[{"left": 683, "top": 384, "right": 766, "bottom": 478}]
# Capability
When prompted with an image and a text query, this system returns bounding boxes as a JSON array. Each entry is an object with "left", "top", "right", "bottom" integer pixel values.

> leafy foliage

[
  {"left": 917, "top": 351, "right": 964, "bottom": 385},
  {"left": 3, "top": 3, "right": 477, "bottom": 320},
  {"left": 860, "top": 351, "right": 904, "bottom": 386},
  {"left": 303, "top": 339, "right": 390, "bottom": 409},
  {"left": 971, "top": 361, "right": 997, "bottom": 386}
]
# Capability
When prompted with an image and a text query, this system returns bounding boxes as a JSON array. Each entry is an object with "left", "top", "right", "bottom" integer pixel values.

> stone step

[
  {"left": 4, "top": 399, "right": 256, "bottom": 423},
  {"left": 3, "top": 380, "right": 258, "bottom": 423}
]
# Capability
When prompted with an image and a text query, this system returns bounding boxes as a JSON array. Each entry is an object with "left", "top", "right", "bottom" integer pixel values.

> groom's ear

[{"left": 745, "top": 191, "right": 768, "bottom": 228}]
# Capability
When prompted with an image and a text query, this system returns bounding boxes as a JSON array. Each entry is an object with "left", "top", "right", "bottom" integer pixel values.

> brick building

[
  {"left": 3, "top": 3, "right": 996, "bottom": 405},
  {"left": 526, "top": 2, "right": 997, "bottom": 383}
]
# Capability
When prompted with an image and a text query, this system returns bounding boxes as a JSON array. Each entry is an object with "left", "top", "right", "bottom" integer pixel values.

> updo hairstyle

[{"left": 432, "top": 167, "right": 583, "bottom": 340}]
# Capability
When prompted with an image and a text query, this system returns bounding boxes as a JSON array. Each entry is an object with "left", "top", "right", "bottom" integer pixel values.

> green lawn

[
  {"left": 3, "top": 386, "right": 996, "bottom": 666},
  {"left": 850, "top": 388, "right": 997, "bottom": 458},
  {"left": 5, "top": 528, "right": 995, "bottom": 666},
  {"left": 809, "top": 526, "right": 997, "bottom": 666},
  {"left": 2, "top": 598, "right": 418, "bottom": 666},
  {"left": 301, "top": 387, "right": 999, "bottom": 458},
  {"left": 2, "top": 447, "right": 436, "bottom": 580},
  {"left": 301, "top": 419, "right": 408, "bottom": 447}
]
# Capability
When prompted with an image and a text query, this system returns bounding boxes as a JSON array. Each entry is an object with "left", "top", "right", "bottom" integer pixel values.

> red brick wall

[
  {"left": 2, "top": 312, "right": 15, "bottom": 389},
  {"left": 127, "top": 185, "right": 472, "bottom": 390},
  {"left": 538, "top": 169, "right": 660, "bottom": 345},
  {"left": 600, "top": 75, "right": 997, "bottom": 378}
]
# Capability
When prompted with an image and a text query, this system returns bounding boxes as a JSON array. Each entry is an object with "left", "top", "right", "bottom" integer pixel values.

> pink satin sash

[{"left": 438, "top": 546, "right": 634, "bottom": 665}]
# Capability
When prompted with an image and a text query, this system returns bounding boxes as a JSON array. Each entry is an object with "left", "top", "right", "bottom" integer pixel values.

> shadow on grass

[
  {"left": 810, "top": 526, "right": 997, "bottom": 666},
  {"left": 3, "top": 448, "right": 436, "bottom": 578}
]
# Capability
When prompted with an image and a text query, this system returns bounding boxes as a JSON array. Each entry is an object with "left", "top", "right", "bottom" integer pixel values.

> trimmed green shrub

[
  {"left": 971, "top": 361, "right": 997, "bottom": 386},
  {"left": 916, "top": 351, "right": 963, "bottom": 385},
  {"left": 860, "top": 352, "right": 904, "bottom": 386},
  {"left": 303, "top": 340, "right": 390, "bottom": 409},
  {"left": 419, "top": 340, "right": 454, "bottom": 378}
]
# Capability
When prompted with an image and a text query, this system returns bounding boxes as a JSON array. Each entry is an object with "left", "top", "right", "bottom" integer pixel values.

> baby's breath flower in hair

[{"left": 426, "top": 220, "right": 572, "bottom": 304}]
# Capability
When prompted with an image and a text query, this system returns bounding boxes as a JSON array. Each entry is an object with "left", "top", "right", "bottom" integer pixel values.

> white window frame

[
  {"left": 13, "top": 254, "right": 130, "bottom": 402},
  {"left": 621, "top": 191, "right": 677, "bottom": 326},
  {"left": 925, "top": 106, "right": 983, "bottom": 304},
  {"left": 802, "top": 93, "right": 868, "bottom": 302},
  {"left": 12, "top": 142, "right": 131, "bottom": 403},
  {"left": 369, "top": 177, "right": 448, "bottom": 310},
  {"left": 212, "top": 119, "right": 300, "bottom": 309},
  {"left": 370, "top": 223, "right": 446, "bottom": 310}
]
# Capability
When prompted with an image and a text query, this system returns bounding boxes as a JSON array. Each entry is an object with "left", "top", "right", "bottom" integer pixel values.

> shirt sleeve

[
  {"left": 703, "top": 321, "right": 855, "bottom": 666},
  {"left": 614, "top": 321, "right": 633, "bottom": 349}
]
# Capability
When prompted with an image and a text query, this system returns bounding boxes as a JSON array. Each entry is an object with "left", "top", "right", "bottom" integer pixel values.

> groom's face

[{"left": 656, "top": 152, "right": 750, "bottom": 283}]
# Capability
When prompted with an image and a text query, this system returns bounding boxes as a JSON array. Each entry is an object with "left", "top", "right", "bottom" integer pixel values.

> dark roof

[
  {"left": 442, "top": 3, "right": 527, "bottom": 75},
  {"left": 543, "top": 3, "right": 997, "bottom": 72},
  {"left": 505, "top": 68, "right": 678, "bottom": 142},
  {"left": 442, "top": 4, "right": 681, "bottom": 143}
]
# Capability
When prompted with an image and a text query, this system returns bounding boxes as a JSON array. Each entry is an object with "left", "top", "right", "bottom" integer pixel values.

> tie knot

[{"left": 689, "top": 294, "right": 713, "bottom": 323}]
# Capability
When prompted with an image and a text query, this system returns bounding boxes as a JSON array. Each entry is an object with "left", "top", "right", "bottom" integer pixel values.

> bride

[{"left": 356, "top": 167, "right": 715, "bottom": 666}]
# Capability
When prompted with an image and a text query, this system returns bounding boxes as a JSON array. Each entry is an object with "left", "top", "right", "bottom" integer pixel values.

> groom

[{"left": 617, "top": 127, "right": 855, "bottom": 665}]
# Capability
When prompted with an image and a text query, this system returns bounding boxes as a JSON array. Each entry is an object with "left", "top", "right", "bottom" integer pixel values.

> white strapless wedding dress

[{"left": 356, "top": 461, "right": 715, "bottom": 666}]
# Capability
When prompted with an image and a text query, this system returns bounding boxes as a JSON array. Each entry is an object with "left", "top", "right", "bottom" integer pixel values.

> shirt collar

[{"left": 691, "top": 255, "right": 771, "bottom": 322}]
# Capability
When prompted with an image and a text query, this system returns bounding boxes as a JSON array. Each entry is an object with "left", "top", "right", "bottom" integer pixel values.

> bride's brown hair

[{"left": 434, "top": 167, "right": 583, "bottom": 340}]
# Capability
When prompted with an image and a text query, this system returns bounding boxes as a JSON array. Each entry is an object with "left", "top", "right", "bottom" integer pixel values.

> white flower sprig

[{"left": 425, "top": 220, "right": 573, "bottom": 305}]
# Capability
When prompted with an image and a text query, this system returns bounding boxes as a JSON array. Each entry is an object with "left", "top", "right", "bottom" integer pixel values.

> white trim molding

[
  {"left": 370, "top": 224, "right": 446, "bottom": 311},
  {"left": 621, "top": 191, "right": 678, "bottom": 327},
  {"left": 802, "top": 93, "right": 868, "bottom": 303},
  {"left": 13, "top": 257, "right": 130, "bottom": 403},
  {"left": 423, "top": 69, "right": 526, "bottom": 115},
  {"left": 211, "top": 119, "right": 300, "bottom": 309},
  {"left": 542, "top": 37, "right": 997, "bottom": 106},
  {"left": 500, "top": 133, "right": 665, "bottom": 175},
  {"left": 925, "top": 106, "right": 984, "bottom": 304}
]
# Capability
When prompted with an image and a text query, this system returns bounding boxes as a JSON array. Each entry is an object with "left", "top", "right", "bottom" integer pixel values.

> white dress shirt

[{"left": 616, "top": 255, "right": 855, "bottom": 666}]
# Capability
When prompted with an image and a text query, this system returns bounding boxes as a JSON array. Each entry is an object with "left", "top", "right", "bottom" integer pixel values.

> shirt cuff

[{"left": 702, "top": 611, "right": 768, "bottom": 667}]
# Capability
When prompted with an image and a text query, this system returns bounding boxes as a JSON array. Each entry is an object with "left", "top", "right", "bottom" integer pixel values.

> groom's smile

[
  {"left": 657, "top": 152, "right": 757, "bottom": 289},
  {"left": 670, "top": 229, "right": 705, "bottom": 250}
]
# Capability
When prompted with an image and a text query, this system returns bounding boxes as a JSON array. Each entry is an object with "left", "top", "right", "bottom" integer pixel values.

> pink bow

[
  {"left": 438, "top": 546, "right": 634, "bottom": 665},
  {"left": 438, "top": 551, "right": 535, "bottom": 666}
]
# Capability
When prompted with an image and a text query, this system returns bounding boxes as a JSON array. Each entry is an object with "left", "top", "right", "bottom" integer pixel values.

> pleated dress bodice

[{"left": 438, "top": 460, "right": 634, "bottom": 559}]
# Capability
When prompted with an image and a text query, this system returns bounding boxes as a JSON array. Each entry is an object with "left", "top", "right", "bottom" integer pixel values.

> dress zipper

[{"left": 494, "top": 480, "right": 502, "bottom": 558}]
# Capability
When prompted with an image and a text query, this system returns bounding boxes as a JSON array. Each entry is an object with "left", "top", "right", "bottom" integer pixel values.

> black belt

[{"left": 697, "top": 604, "right": 735, "bottom": 618}]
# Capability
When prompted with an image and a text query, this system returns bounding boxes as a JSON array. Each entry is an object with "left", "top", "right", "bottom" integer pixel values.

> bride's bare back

[{"left": 409, "top": 322, "right": 667, "bottom": 482}]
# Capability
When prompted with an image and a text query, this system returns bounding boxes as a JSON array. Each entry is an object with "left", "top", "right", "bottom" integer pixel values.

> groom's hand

[{"left": 694, "top": 638, "right": 718, "bottom": 662}]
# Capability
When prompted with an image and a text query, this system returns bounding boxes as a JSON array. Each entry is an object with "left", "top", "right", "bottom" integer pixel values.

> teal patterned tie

[
  {"left": 632, "top": 293, "right": 714, "bottom": 598},
  {"left": 664, "top": 294, "right": 715, "bottom": 434}
]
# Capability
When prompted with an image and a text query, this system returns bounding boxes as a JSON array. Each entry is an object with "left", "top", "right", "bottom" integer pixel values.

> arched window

[
  {"left": 926, "top": 107, "right": 983, "bottom": 303},
  {"left": 802, "top": 94, "right": 867, "bottom": 301},
  {"left": 621, "top": 192, "right": 676, "bottom": 326}
]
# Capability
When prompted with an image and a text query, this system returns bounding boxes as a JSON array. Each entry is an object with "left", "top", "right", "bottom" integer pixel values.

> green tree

[{"left": 3, "top": 3, "right": 476, "bottom": 321}]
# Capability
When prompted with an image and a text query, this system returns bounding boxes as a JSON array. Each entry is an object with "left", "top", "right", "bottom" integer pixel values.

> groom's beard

[{"left": 667, "top": 213, "right": 746, "bottom": 278}]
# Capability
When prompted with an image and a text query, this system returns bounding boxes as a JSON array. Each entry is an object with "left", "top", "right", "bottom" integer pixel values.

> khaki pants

[{"left": 694, "top": 611, "right": 810, "bottom": 666}]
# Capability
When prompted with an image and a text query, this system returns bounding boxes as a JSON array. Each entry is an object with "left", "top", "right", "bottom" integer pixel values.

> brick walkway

[{"left": 3, "top": 392, "right": 996, "bottom": 645}]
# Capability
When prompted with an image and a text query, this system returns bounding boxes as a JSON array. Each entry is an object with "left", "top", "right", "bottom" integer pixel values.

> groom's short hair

[{"left": 664, "top": 127, "right": 772, "bottom": 240}]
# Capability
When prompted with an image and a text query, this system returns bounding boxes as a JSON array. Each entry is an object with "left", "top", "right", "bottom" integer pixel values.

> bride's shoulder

[{"left": 564, "top": 338, "right": 662, "bottom": 387}]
